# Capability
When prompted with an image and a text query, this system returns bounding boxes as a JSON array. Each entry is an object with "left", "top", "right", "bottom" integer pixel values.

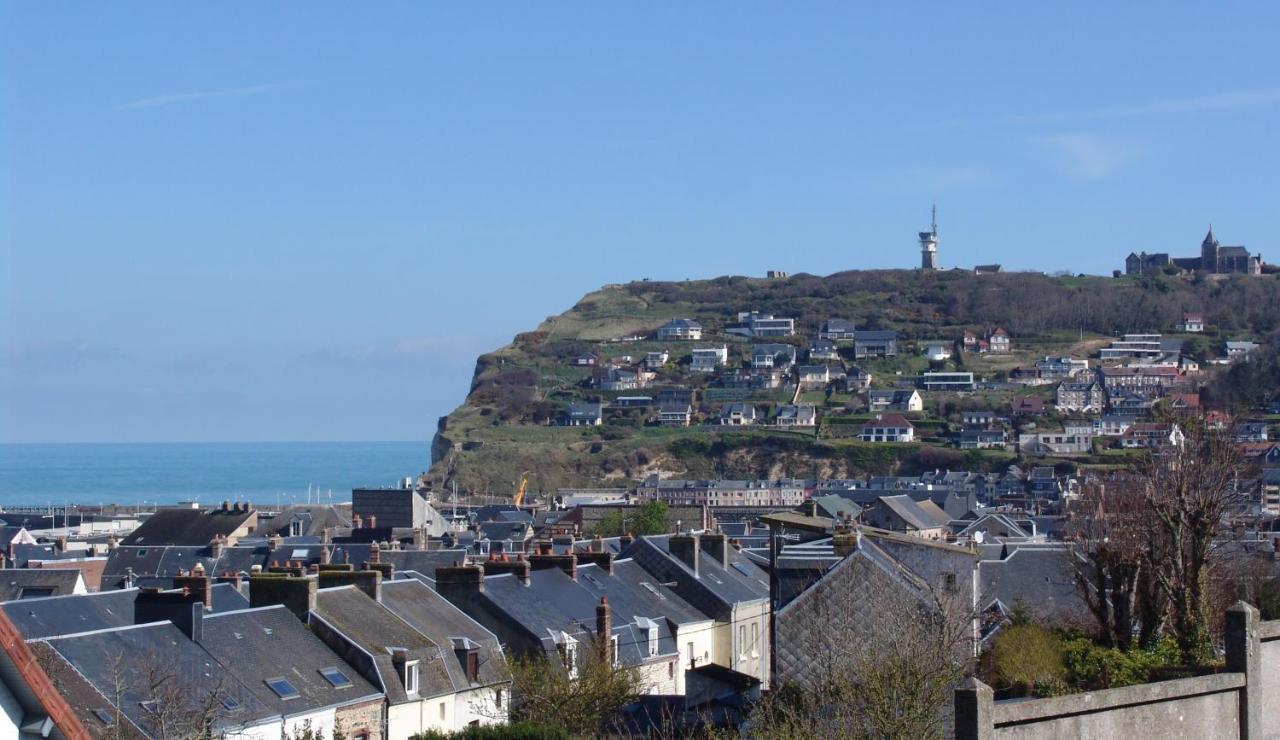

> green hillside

[{"left": 427, "top": 269, "right": 1280, "bottom": 497}]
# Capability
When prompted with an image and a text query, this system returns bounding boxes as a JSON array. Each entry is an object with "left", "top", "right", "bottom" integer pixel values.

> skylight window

[
  {"left": 320, "top": 667, "right": 352, "bottom": 688},
  {"left": 265, "top": 678, "right": 300, "bottom": 700},
  {"left": 139, "top": 700, "right": 159, "bottom": 714},
  {"left": 291, "top": 548, "right": 309, "bottom": 559},
  {"left": 220, "top": 696, "right": 240, "bottom": 711},
  {"left": 92, "top": 708, "right": 113, "bottom": 725},
  {"left": 731, "top": 563, "right": 754, "bottom": 578}
]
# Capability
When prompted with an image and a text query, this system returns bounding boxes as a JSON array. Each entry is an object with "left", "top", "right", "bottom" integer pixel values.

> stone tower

[
  {"left": 1200, "top": 226, "right": 1219, "bottom": 273},
  {"left": 919, "top": 205, "right": 938, "bottom": 271}
]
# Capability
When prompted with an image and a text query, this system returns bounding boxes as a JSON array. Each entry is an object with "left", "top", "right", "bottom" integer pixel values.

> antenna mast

[{"left": 931, "top": 204, "right": 937, "bottom": 236}]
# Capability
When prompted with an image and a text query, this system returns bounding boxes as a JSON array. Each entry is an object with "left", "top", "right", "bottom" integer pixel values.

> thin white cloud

[
  {"left": 117, "top": 83, "right": 284, "bottom": 110},
  {"left": 1036, "top": 133, "right": 1144, "bottom": 180},
  {"left": 937, "top": 86, "right": 1280, "bottom": 129}
]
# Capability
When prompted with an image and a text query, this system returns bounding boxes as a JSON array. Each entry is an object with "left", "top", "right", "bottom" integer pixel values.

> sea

[{"left": 0, "top": 441, "right": 429, "bottom": 509}]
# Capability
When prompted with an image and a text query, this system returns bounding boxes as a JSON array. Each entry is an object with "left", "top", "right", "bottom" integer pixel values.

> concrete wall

[
  {"left": 1255, "top": 621, "right": 1280, "bottom": 739},
  {"left": 955, "top": 603, "right": 1270, "bottom": 740}
]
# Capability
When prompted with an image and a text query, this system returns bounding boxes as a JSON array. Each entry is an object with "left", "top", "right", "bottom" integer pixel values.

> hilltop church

[{"left": 1126, "top": 227, "right": 1263, "bottom": 276}]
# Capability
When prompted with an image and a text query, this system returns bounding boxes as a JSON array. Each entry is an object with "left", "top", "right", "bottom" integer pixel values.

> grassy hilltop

[{"left": 427, "top": 268, "right": 1280, "bottom": 497}]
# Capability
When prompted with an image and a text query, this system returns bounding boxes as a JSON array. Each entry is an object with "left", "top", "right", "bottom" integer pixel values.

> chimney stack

[
  {"left": 802, "top": 499, "right": 818, "bottom": 518},
  {"left": 596, "top": 597, "right": 612, "bottom": 661},
  {"left": 249, "top": 574, "right": 318, "bottom": 620},
  {"left": 267, "top": 534, "right": 282, "bottom": 552},
  {"left": 668, "top": 533, "right": 700, "bottom": 577},
  {"left": 173, "top": 567, "right": 212, "bottom": 609},
  {"left": 576, "top": 550, "right": 614, "bottom": 575},
  {"left": 619, "top": 532, "right": 635, "bottom": 550},
  {"left": 369, "top": 541, "right": 381, "bottom": 564},
  {"left": 700, "top": 531, "right": 729, "bottom": 565},
  {"left": 528, "top": 551, "right": 578, "bottom": 580},
  {"left": 209, "top": 535, "right": 224, "bottom": 559},
  {"left": 435, "top": 564, "right": 485, "bottom": 596},
  {"left": 135, "top": 587, "right": 205, "bottom": 642},
  {"left": 482, "top": 554, "right": 532, "bottom": 584}
]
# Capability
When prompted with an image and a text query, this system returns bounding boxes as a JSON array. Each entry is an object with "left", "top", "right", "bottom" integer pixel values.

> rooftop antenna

[{"left": 931, "top": 204, "right": 937, "bottom": 237}]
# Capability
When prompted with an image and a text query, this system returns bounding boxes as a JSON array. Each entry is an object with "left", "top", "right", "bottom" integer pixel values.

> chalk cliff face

[{"left": 425, "top": 268, "right": 1279, "bottom": 496}]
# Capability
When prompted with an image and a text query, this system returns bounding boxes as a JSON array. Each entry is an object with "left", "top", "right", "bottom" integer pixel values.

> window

[
  {"left": 495, "top": 689, "right": 504, "bottom": 709},
  {"left": 439, "top": 701, "right": 447, "bottom": 721},
  {"left": 750, "top": 622, "right": 760, "bottom": 658},
  {"left": 943, "top": 572, "right": 957, "bottom": 592},
  {"left": 687, "top": 641, "right": 695, "bottom": 669},
  {"left": 92, "top": 708, "right": 113, "bottom": 726},
  {"left": 320, "top": 667, "right": 352, "bottom": 688},
  {"left": 139, "top": 700, "right": 160, "bottom": 714},
  {"left": 265, "top": 678, "right": 300, "bottom": 700},
  {"left": 739, "top": 625, "right": 747, "bottom": 658},
  {"left": 290, "top": 548, "right": 309, "bottom": 559},
  {"left": 404, "top": 660, "right": 420, "bottom": 695},
  {"left": 668, "top": 661, "right": 675, "bottom": 680},
  {"left": 610, "top": 634, "right": 620, "bottom": 667},
  {"left": 557, "top": 639, "right": 579, "bottom": 679},
  {"left": 220, "top": 696, "right": 240, "bottom": 711}
]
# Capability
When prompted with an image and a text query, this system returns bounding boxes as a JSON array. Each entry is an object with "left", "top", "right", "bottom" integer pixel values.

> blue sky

[{"left": 2, "top": 3, "right": 1278, "bottom": 443}]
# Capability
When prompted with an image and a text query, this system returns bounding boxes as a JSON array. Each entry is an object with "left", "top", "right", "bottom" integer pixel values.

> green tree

[{"left": 591, "top": 500, "right": 669, "bottom": 537}]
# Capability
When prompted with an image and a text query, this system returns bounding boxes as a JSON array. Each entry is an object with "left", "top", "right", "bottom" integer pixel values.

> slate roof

[
  {"left": 853, "top": 330, "right": 898, "bottom": 341},
  {"left": 978, "top": 544, "right": 1088, "bottom": 621},
  {"left": 251, "top": 505, "right": 351, "bottom": 538},
  {"left": 876, "top": 495, "right": 946, "bottom": 531},
  {"left": 0, "top": 569, "right": 82, "bottom": 601},
  {"left": 121, "top": 507, "right": 258, "bottom": 547},
  {"left": 774, "top": 536, "right": 935, "bottom": 688},
  {"left": 200, "top": 605, "right": 382, "bottom": 717},
  {"left": 27, "top": 640, "right": 150, "bottom": 739},
  {"left": 44, "top": 621, "right": 276, "bottom": 737},
  {"left": 312, "top": 586, "right": 454, "bottom": 703},
  {"left": 379, "top": 579, "right": 510, "bottom": 689},
  {"left": 623, "top": 535, "right": 769, "bottom": 622},
  {"left": 3, "top": 583, "right": 248, "bottom": 639}
]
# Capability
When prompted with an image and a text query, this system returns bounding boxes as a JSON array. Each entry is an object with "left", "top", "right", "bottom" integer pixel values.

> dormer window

[
  {"left": 404, "top": 660, "right": 420, "bottom": 695},
  {"left": 553, "top": 631, "right": 579, "bottom": 679},
  {"left": 634, "top": 617, "right": 659, "bottom": 658}
]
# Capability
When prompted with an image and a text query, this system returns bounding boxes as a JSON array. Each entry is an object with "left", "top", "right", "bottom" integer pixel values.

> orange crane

[{"left": 513, "top": 474, "right": 529, "bottom": 508}]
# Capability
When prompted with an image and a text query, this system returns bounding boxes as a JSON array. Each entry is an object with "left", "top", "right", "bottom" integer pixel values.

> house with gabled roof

[
  {"left": 775, "top": 404, "right": 817, "bottom": 428},
  {"left": 558, "top": 402, "right": 603, "bottom": 427},
  {"left": 852, "top": 330, "right": 898, "bottom": 358},
  {"left": 623, "top": 534, "right": 772, "bottom": 689},
  {"left": 867, "top": 389, "right": 922, "bottom": 413},
  {"left": 859, "top": 415, "right": 915, "bottom": 443},
  {"left": 861, "top": 495, "right": 949, "bottom": 540},
  {"left": 310, "top": 582, "right": 511, "bottom": 735},
  {"left": 818, "top": 319, "right": 857, "bottom": 341},
  {"left": 656, "top": 318, "right": 702, "bottom": 341}
]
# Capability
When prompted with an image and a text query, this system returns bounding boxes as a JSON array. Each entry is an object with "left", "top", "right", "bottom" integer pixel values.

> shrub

[
  {"left": 1061, "top": 637, "right": 1181, "bottom": 691},
  {"left": 989, "top": 624, "right": 1067, "bottom": 697}
]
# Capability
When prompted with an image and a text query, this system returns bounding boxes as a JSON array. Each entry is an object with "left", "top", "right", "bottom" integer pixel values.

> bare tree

[
  {"left": 1140, "top": 416, "right": 1246, "bottom": 664},
  {"left": 500, "top": 636, "right": 642, "bottom": 736},
  {"left": 1068, "top": 476, "right": 1164, "bottom": 650}
]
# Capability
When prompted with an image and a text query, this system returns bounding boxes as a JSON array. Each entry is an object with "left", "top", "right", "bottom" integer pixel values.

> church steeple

[{"left": 1201, "top": 224, "right": 1220, "bottom": 273}]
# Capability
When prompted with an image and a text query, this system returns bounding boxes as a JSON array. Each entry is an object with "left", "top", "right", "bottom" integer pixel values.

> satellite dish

[{"left": 974, "top": 531, "right": 985, "bottom": 544}]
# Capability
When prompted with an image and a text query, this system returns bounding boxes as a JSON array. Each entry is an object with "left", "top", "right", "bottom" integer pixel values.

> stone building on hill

[{"left": 1126, "top": 227, "right": 1262, "bottom": 276}]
